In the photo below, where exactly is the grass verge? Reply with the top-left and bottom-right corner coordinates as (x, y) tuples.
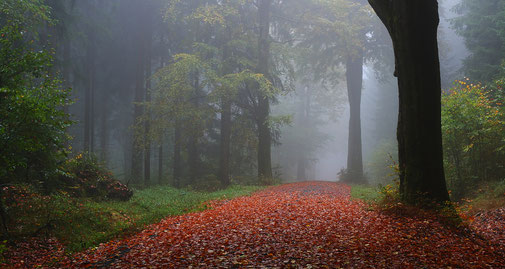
(6, 185), (264, 253)
(350, 184), (380, 203)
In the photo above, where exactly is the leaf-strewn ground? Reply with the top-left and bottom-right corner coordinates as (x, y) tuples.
(5, 182), (505, 268)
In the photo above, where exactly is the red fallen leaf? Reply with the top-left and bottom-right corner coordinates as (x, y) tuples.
(3, 182), (505, 268)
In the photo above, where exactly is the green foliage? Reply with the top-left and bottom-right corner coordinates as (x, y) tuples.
(2, 184), (263, 252)
(0, 0), (71, 190)
(441, 79), (505, 199)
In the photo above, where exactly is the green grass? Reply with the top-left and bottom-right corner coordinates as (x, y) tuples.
(350, 184), (380, 203)
(463, 180), (505, 212)
(24, 185), (264, 252)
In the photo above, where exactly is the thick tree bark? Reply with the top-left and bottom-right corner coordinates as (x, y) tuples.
(345, 50), (365, 183)
(368, 0), (450, 204)
(256, 0), (273, 181)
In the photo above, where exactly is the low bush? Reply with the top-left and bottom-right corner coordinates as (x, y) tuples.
(59, 153), (132, 201)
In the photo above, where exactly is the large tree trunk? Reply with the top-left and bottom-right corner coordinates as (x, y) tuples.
(368, 0), (450, 204)
(256, 0), (273, 181)
(345, 50), (365, 183)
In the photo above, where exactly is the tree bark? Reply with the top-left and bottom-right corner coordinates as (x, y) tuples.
(345, 49), (365, 183)
(256, 0), (273, 181)
(368, 0), (450, 204)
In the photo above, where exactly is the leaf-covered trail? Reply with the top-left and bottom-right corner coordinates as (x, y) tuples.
(61, 182), (502, 268)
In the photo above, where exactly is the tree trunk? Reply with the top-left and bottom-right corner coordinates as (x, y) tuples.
(158, 143), (163, 184)
(131, 39), (145, 184)
(100, 105), (108, 162)
(188, 74), (201, 186)
(368, 0), (450, 204)
(144, 28), (153, 187)
(218, 40), (233, 188)
(219, 100), (232, 187)
(296, 158), (307, 181)
(256, 0), (273, 181)
(345, 50), (365, 183)
(173, 120), (182, 188)
(62, 32), (71, 148)
(84, 27), (95, 154)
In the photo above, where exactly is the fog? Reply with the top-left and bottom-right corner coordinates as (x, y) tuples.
(6, 0), (503, 191)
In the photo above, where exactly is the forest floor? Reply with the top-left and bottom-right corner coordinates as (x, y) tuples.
(4, 181), (505, 268)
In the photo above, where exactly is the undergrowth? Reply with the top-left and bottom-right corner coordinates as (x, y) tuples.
(2, 185), (263, 253)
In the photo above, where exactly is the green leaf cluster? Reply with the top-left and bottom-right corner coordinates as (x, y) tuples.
(442, 79), (505, 198)
(0, 0), (71, 190)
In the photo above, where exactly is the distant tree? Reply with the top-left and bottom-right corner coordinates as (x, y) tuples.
(452, 0), (505, 83)
(368, 0), (450, 204)
(292, 0), (379, 183)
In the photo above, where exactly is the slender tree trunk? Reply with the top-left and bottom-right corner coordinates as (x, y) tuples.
(62, 33), (71, 148)
(219, 101), (232, 187)
(144, 29), (153, 187)
(296, 158), (307, 181)
(345, 50), (365, 183)
(158, 50), (166, 185)
(256, 0), (273, 181)
(100, 105), (108, 162)
(158, 142), (163, 184)
(188, 74), (201, 186)
(131, 16), (146, 183)
(368, 0), (450, 204)
(218, 40), (232, 187)
(173, 120), (182, 188)
(296, 86), (310, 182)
(84, 29), (95, 154)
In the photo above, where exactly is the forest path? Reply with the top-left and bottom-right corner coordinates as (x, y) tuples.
(67, 181), (503, 268)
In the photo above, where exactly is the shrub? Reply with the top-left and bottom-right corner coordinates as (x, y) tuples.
(60, 153), (132, 201)
(441, 79), (505, 199)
